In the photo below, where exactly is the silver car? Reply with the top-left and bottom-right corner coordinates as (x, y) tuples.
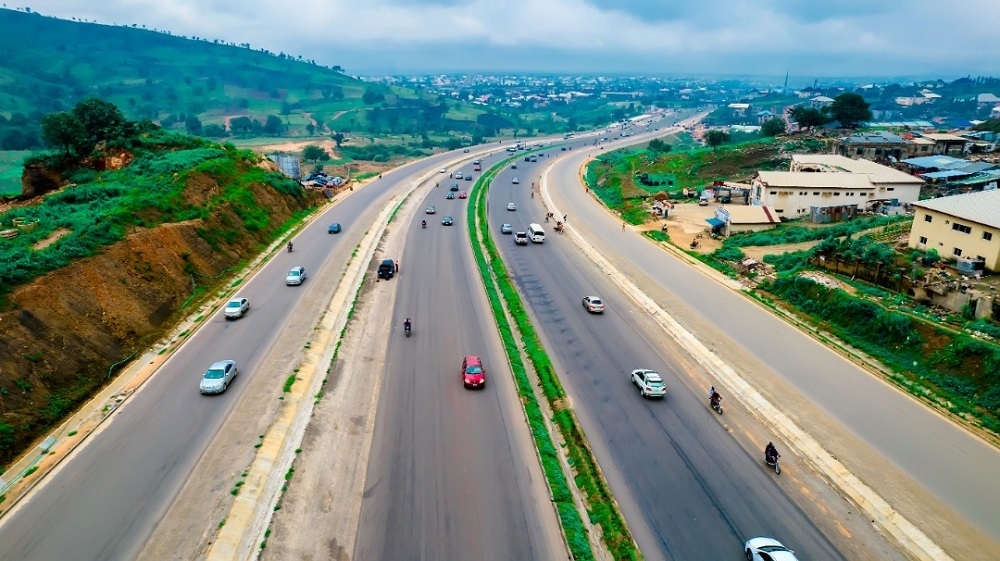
(200, 360), (237, 394)
(286, 266), (306, 286)
(224, 297), (249, 319)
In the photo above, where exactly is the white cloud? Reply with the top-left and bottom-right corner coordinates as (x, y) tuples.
(15, 0), (1000, 75)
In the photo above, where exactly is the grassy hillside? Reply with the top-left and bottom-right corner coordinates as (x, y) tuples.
(0, 8), (502, 147)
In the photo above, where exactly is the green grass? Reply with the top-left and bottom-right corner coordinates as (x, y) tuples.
(0, 150), (29, 196)
(282, 374), (296, 393)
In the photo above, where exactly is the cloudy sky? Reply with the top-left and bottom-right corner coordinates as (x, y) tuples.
(15, 0), (1000, 79)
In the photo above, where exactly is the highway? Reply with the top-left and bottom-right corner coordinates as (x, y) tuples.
(484, 143), (846, 560)
(0, 150), (472, 561)
(538, 135), (1000, 553)
(353, 153), (565, 561)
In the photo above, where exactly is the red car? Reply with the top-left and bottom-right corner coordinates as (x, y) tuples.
(462, 356), (486, 389)
(474, 165), (481, 171)
(459, 191), (468, 199)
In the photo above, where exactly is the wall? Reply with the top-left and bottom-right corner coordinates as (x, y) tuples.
(909, 208), (1000, 271)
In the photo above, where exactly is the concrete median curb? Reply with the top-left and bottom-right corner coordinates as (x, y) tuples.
(539, 167), (954, 561)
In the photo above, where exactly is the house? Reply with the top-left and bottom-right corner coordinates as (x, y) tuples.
(992, 105), (1000, 119)
(756, 109), (775, 124)
(750, 155), (923, 219)
(728, 103), (751, 117)
(910, 190), (1000, 272)
(831, 131), (910, 160)
(918, 133), (970, 156)
(809, 95), (834, 109)
(977, 93), (1000, 109)
(710, 205), (779, 236)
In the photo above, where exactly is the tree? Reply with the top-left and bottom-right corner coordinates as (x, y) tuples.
(647, 138), (671, 153)
(704, 130), (730, 150)
(331, 132), (345, 147)
(229, 116), (253, 134)
(263, 114), (284, 135)
(71, 97), (127, 152)
(202, 123), (227, 137)
(789, 106), (829, 131)
(302, 144), (328, 162)
(829, 93), (872, 128)
(760, 118), (787, 137)
(362, 88), (384, 105)
(184, 115), (202, 135)
(41, 112), (86, 155)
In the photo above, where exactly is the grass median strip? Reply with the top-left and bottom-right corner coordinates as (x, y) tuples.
(467, 163), (639, 560)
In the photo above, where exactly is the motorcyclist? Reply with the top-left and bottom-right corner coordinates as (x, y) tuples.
(404, 318), (412, 332)
(421, 220), (427, 228)
(709, 389), (722, 408)
(435, 182), (439, 188)
(765, 442), (779, 463)
(287, 241), (293, 253)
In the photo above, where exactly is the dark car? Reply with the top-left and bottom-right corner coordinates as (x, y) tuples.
(442, 216), (454, 226)
(465, 175), (473, 181)
(377, 259), (395, 279)
(328, 223), (342, 234)
(450, 183), (460, 191)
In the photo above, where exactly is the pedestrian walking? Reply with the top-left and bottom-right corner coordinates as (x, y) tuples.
(563, 214), (568, 222)
(622, 222), (626, 231)
(395, 261), (399, 273)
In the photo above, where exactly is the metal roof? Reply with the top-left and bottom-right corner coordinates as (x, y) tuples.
(912, 189), (1000, 229)
(791, 154), (924, 185)
(757, 171), (874, 189)
(921, 170), (973, 180)
(902, 155), (967, 169)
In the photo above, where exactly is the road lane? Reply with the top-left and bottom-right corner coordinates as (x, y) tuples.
(354, 154), (565, 561)
(0, 150), (477, 561)
(544, 143), (1000, 547)
(486, 154), (846, 559)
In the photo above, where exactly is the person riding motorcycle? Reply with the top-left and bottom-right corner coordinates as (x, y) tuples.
(421, 220), (427, 229)
(765, 442), (780, 463)
(709, 389), (722, 408)
(403, 318), (412, 333)
(287, 241), (293, 253)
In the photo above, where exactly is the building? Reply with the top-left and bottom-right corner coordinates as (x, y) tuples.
(709, 205), (779, 236)
(268, 154), (301, 179)
(750, 155), (924, 219)
(977, 93), (1000, 109)
(727, 103), (750, 117)
(831, 131), (910, 160)
(809, 95), (834, 109)
(918, 133), (970, 156)
(910, 190), (1000, 271)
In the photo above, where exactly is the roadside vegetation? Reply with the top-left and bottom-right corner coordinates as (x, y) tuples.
(591, 135), (1000, 439)
(468, 164), (638, 560)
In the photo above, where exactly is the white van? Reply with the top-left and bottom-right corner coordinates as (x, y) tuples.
(527, 223), (545, 243)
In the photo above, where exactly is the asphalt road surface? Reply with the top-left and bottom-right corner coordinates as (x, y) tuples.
(544, 142), (1000, 546)
(485, 145), (846, 560)
(0, 150), (470, 561)
(353, 152), (565, 561)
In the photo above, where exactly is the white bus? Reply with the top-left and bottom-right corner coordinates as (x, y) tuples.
(527, 223), (545, 243)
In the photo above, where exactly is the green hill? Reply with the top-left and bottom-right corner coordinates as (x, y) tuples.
(0, 8), (494, 150)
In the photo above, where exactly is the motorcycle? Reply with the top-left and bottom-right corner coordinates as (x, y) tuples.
(287, 242), (293, 253)
(765, 454), (781, 474)
(710, 397), (723, 415)
(404, 320), (412, 337)
(422, 221), (427, 229)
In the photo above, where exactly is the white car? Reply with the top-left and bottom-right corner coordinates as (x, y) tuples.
(631, 369), (666, 398)
(224, 297), (249, 319)
(200, 360), (237, 394)
(745, 537), (799, 561)
(455, 172), (463, 179)
(439, 167), (447, 173)
(582, 296), (605, 313)
(286, 266), (307, 286)
(507, 202), (516, 211)
(512, 177), (520, 184)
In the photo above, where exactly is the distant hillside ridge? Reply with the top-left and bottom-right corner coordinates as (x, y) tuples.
(0, 8), (477, 148)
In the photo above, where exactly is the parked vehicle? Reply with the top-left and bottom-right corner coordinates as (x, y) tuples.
(377, 259), (395, 279)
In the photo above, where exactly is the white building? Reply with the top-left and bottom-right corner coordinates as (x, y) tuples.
(750, 155), (924, 220)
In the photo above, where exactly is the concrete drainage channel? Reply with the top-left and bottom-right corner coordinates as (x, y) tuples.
(537, 165), (954, 561)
